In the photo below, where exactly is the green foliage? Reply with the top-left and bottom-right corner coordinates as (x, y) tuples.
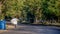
(0, 0), (60, 24)
(3, 0), (25, 17)
(41, 0), (60, 20)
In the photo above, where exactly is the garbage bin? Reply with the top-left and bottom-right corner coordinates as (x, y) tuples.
(0, 20), (6, 30)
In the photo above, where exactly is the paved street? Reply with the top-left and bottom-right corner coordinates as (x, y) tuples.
(0, 24), (60, 34)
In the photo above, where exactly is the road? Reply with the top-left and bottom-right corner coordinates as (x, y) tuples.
(0, 24), (60, 34)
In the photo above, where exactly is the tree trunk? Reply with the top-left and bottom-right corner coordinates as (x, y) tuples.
(58, 17), (60, 23)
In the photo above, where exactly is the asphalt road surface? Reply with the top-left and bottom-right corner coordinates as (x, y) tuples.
(0, 24), (60, 34)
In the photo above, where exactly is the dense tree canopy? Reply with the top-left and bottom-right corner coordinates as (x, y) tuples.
(0, 0), (60, 24)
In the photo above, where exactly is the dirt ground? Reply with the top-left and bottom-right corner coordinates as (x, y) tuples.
(0, 25), (14, 33)
(6, 25), (15, 30)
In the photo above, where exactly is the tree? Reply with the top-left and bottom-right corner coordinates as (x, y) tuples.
(0, 0), (5, 20)
(22, 0), (42, 23)
(41, 0), (60, 23)
(1, 0), (60, 24)
(3, 0), (25, 18)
